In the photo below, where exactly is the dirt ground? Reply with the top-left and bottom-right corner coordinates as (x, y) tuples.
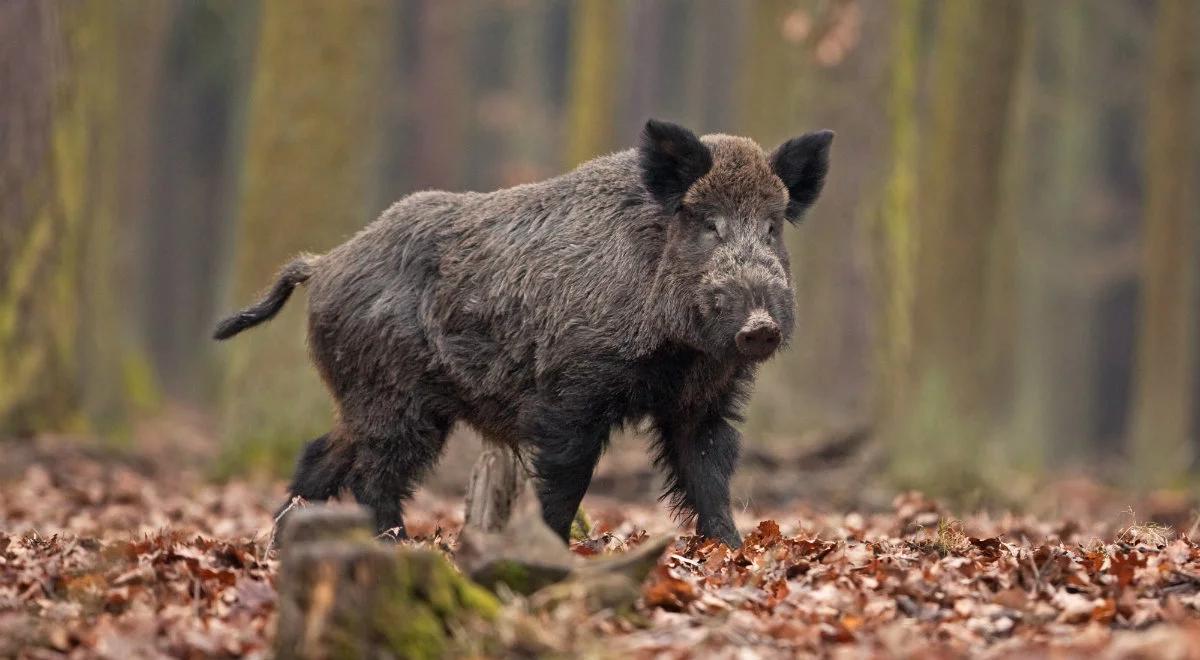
(3, 432), (1200, 659)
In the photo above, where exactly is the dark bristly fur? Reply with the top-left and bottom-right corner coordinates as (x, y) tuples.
(214, 120), (833, 548)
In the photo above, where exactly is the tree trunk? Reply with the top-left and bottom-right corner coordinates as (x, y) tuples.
(735, 0), (808, 443)
(874, 0), (921, 438)
(737, 0), (799, 147)
(1010, 1), (1104, 468)
(0, 1), (76, 435)
(77, 2), (173, 434)
(144, 1), (254, 400)
(565, 0), (621, 167)
(503, 0), (555, 185)
(411, 0), (469, 190)
(684, 0), (743, 134)
(744, 1), (890, 443)
(889, 0), (1026, 494)
(1129, 0), (1199, 488)
(621, 0), (666, 139)
(220, 0), (394, 472)
(0, 1), (169, 437)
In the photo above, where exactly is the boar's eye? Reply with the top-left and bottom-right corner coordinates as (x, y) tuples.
(701, 216), (723, 241)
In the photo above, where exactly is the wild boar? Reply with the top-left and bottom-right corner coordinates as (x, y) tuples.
(215, 119), (832, 548)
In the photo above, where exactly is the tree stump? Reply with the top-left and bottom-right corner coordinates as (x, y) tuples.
(463, 444), (530, 532)
(275, 506), (499, 660)
(457, 477), (576, 594)
(458, 470), (675, 608)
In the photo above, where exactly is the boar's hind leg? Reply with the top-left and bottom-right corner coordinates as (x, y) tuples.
(654, 416), (742, 548)
(285, 432), (355, 504)
(343, 396), (455, 539)
(274, 432), (356, 542)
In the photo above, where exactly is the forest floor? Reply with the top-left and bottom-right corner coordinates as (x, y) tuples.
(3, 433), (1200, 658)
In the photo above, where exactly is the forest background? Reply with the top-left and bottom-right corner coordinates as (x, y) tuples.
(2, 0), (1198, 510)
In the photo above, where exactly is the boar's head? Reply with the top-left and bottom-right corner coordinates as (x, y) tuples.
(639, 119), (832, 362)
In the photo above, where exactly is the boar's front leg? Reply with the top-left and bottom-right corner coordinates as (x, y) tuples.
(655, 415), (742, 548)
(527, 407), (607, 541)
(525, 365), (626, 541)
(523, 388), (604, 542)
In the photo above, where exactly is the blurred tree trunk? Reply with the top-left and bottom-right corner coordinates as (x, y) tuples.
(684, 0), (742, 134)
(889, 0), (1025, 495)
(0, 1), (169, 437)
(622, 0), (666, 139)
(412, 0), (469, 190)
(736, 0), (808, 445)
(789, 1), (888, 440)
(505, 1), (555, 184)
(463, 2), (508, 190)
(145, 1), (255, 401)
(743, 1), (888, 446)
(1076, 2), (1153, 452)
(84, 4), (174, 433)
(221, 0), (394, 472)
(621, 0), (693, 137)
(0, 2), (73, 434)
(565, 0), (621, 166)
(738, 0), (799, 148)
(874, 0), (921, 441)
(1010, 1), (1106, 468)
(1129, 0), (1199, 487)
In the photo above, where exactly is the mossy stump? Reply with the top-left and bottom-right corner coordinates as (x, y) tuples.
(275, 506), (499, 659)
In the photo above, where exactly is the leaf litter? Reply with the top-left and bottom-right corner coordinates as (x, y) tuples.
(3, 442), (1200, 658)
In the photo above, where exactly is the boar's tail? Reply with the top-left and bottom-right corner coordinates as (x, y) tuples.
(212, 255), (316, 340)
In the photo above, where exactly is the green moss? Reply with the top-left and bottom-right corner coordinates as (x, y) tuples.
(416, 555), (459, 616)
(454, 578), (502, 621)
(374, 599), (446, 660)
(485, 560), (532, 595)
(378, 550), (500, 658)
(570, 508), (592, 541)
(284, 547), (502, 659)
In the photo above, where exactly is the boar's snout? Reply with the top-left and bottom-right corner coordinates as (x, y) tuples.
(735, 311), (781, 361)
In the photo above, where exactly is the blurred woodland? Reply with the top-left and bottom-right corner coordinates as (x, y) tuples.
(1, 0), (1198, 503)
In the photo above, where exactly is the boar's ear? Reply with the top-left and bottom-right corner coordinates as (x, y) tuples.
(769, 130), (834, 222)
(639, 119), (713, 214)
